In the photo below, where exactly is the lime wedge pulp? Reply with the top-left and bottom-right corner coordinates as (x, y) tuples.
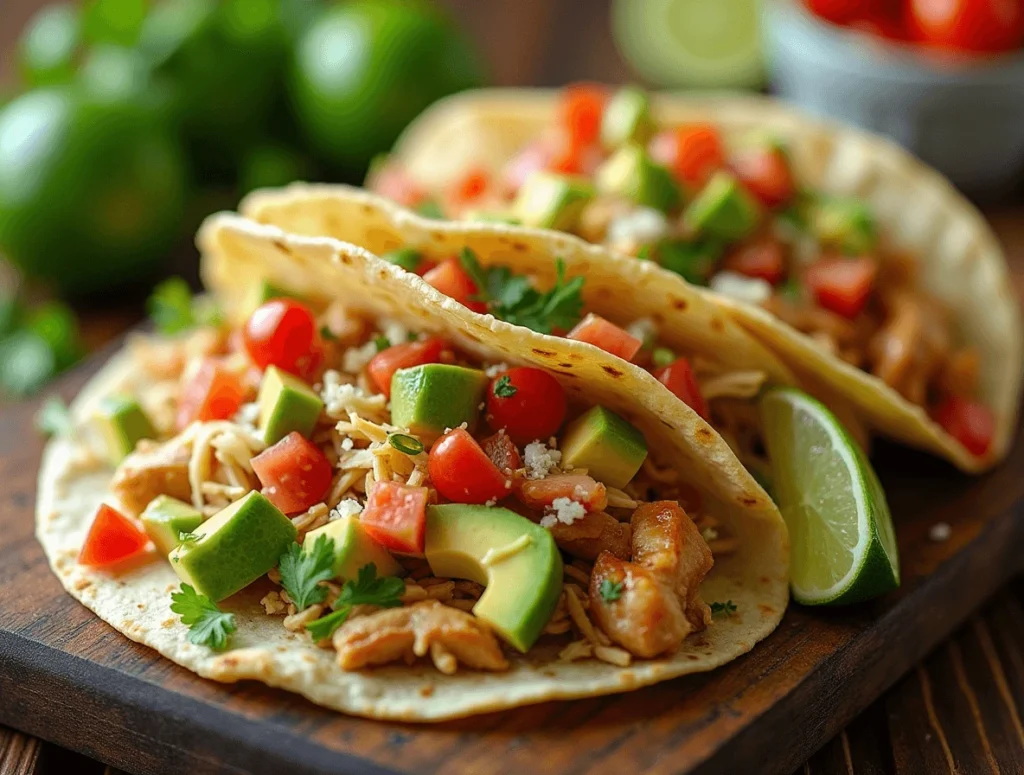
(760, 387), (899, 606)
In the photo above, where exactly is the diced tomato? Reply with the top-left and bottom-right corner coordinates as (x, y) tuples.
(557, 83), (607, 150)
(908, 0), (1024, 54)
(371, 163), (426, 208)
(649, 125), (725, 189)
(360, 481), (429, 554)
(422, 258), (488, 314)
(449, 167), (491, 207)
(567, 314), (643, 362)
(486, 367), (568, 445)
(732, 147), (796, 209)
(481, 431), (523, 474)
(547, 132), (604, 177)
(367, 336), (450, 397)
(932, 397), (995, 457)
(652, 357), (709, 420)
(517, 474), (607, 513)
(78, 504), (151, 568)
(252, 432), (332, 515)
(502, 141), (551, 195)
(243, 299), (324, 380)
(805, 256), (877, 319)
(723, 239), (786, 285)
(428, 428), (510, 504)
(176, 358), (248, 430)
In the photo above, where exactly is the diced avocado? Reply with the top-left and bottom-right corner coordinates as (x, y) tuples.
(382, 247), (425, 272)
(425, 504), (562, 652)
(169, 491), (297, 602)
(512, 171), (593, 231)
(140, 495), (203, 556)
(601, 86), (653, 149)
(595, 145), (680, 213)
(560, 406), (648, 489)
(305, 516), (404, 582)
(257, 366), (323, 445)
(94, 395), (156, 465)
(644, 239), (722, 286)
(811, 197), (877, 254)
(390, 364), (488, 443)
(684, 171), (761, 240)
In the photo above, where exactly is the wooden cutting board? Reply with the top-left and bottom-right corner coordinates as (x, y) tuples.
(0, 342), (1022, 775)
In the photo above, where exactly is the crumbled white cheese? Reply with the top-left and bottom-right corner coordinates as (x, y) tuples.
(607, 207), (668, 247)
(329, 499), (363, 521)
(341, 340), (379, 373)
(701, 526), (719, 543)
(626, 317), (657, 347)
(340, 437), (354, 451)
(540, 497), (586, 528)
(709, 271), (773, 305)
(320, 371), (386, 416)
(382, 319), (410, 347)
(524, 441), (562, 479)
(929, 522), (951, 542)
(485, 363), (509, 378)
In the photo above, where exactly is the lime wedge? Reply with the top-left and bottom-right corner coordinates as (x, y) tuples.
(761, 387), (899, 606)
(611, 0), (764, 89)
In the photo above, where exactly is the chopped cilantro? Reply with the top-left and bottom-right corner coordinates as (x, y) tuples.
(599, 579), (624, 603)
(652, 240), (720, 286)
(373, 334), (391, 352)
(306, 563), (405, 642)
(278, 535), (337, 611)
(147, 277), (221, 335)
(169, 584), (236, 650)
(35, 396), (71, 437)
(319, 325), (338, 342)
(710, 600), (737, 616)
(416, 200), (444, 220)
(382, 247), (424, 272)
(777, 277), (803, 303)
(492, 375), (517, 398)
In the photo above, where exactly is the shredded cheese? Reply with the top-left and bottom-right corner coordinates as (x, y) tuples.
(341, 341), (379, 374)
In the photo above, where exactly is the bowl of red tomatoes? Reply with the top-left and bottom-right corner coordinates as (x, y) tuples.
(765, 0), (1024, 196)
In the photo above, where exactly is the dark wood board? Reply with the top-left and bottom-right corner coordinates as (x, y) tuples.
(0, 344), (1022, 775)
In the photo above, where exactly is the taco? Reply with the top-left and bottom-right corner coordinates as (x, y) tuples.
(37, 213), (788, 722)
(364, 86), (1023, 472)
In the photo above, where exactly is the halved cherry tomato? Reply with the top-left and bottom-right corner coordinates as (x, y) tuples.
(481, 431), (523, 474)
(428, 428), (510, 504)
(805, 256), (877, 319)
(176, 358), (248, 430)
(558, 83), (607, 150)
(360, 481), (429, 554)
(649, 125), (725, 189)
(567, 314), (643, 362)
(723, 239), (786, 285)
(449, 167), (491, 207)
(932, 397), (995, 457)
(802, 0), (867, 24)
(422, 258), (488, 314)
(486, 367), (568, 445)
(243, 299), (324, 380)
(908, 0), (1024, 53)
(371, 163), (426, 208)
(517, 474), (607, 512)
(78, 504), (151, 568)
(732, 147), (796, 208)
(653, 357), (709, 420)
(367, 336), (450, 397)
(251, 432), (332, 514)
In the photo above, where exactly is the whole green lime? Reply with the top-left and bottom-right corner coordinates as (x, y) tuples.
(0, 88), (189, 296)
(290, 0), (484, 174)
(17, 4), (83, 87)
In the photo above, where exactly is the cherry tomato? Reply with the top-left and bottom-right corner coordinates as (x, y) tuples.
(176, 357), (248, 430)
(517, 474), (607, 512)
(422, 258), (488, 314)
(251, 432), (332, 515)
(805, 256), (877, 319)
(428, 428), (510, 504)
(243, 299), (323, 380)
(932, 397), (995, 457)
(485, 367), (568, 445)
(360, 481), (429, 554)
(481, 431), (523, 474)
(78, 504), (151, 568)
(732, 147), (796, 208)
(908, 0), (1024, 53)
(557, 83), (607, 150)
(367, 336), (450, 397)
(649, 125), (725, 189)
(802, 0), (869, 24)
(567, 314), (643, 362)
(371, 163), (426, 208)
(653, 357), (709, 420)
(449, 167), (491, 207)
(723, 239), (786, 285)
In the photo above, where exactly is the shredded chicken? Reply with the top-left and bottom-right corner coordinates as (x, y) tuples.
(110, 437), (191, 515)
(549, 511), (631, 562)
(869, 292), (950, 405)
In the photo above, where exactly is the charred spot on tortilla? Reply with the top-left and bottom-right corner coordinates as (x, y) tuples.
(670, 297), (688, 311)
(660, 419), (674, 428)
(532, 348), (556, 357)
(695, 427), (714, 443)
(739, 495), (760, 506)
(710, 318), (725, 333)
(340, 254), (353, 264)
(272, 239), (293, 257)
(512, 241), (528, 252)
(652, 313), (665, 324)
(559, 363), (573, 369)
(554, 370), (579, 379)
(602, 365), (624, 378)
(758, 604), (776, 616)
(686, 654), (701, 661)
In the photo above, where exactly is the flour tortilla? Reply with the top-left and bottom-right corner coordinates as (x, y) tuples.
(363, 88), (1023, 472)
(36, 215), (788, 722)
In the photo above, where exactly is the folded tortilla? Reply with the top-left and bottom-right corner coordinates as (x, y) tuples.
(37, 214), (788, 722)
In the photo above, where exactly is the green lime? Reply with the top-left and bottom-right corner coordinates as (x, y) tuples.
(239, 143), (312, 193)
(761, 387), (899, 606)
(612, 0), (764, 89)
(17, 4), (83, 87)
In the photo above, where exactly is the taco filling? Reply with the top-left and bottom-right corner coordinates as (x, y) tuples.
(371, 84), (994, 458)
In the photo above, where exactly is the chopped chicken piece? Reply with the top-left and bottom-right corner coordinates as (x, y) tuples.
(549, 511), (631, 562)
(110, 437), (191, 515)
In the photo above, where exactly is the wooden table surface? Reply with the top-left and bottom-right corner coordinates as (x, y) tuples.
(2, 1), (1024, 773)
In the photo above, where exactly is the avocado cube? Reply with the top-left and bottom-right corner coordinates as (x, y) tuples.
(94, 395), (156, 465)
(811, 197), (877, 254)
(140, 495), (203, 556)
(560, 406), (648, 489)
(601, 86), (653, 149)
(512, 171), (593, 230)
(169, 491), (297, 602)
(595, 145), (681, 213)
(684, 171), (761, 240)
(425, 504), (562, 652)
(390, 364), (488, 443)
(258, 366), (323, 445)
(305, 516), (404, 582)
(243, 279), (297, 314)
(649, 239), (723, 286)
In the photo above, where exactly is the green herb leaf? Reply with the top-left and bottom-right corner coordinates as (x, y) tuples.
(599, 579), (624, 603)
(651, 347), (676, 369)
(319, 325), (337, 342)
(495, 259), (584, 334)
(388, 433), (424, 456)
(306, 563), (405, 642)
(710, 600), (737, 616)
(278, 536), (337, 610)
(169, 584), (236, 650)
(492, 375), (517, 398)
(383, 247), (424, 272)
(148, 277), (222, 335)
(305, 608), (351, 643)
(416, 200), (444, 220)
(35, 396), (72, 437)
(373, 334), (391, 352)
(178, 531), (199, 543)
(457, 248), (490, 300)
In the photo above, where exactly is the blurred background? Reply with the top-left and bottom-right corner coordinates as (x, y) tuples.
(0, 0), (1022, 400)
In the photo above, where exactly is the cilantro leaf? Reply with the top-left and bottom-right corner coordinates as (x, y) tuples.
(319, 325), (338, 342)
(147, 277), (222, 335)
(496, 259), (584, 334)
(710, 600), (737, 616)
(279, 536), (336, 610)
(599, 579), (624, 602)
(35, 396), (71, 437)
(306, 562), (405, 642)
(306, 608), (352, 642)
(170, 584), (236, 650)
(492, 375), (517, 398)
(373, 334), (391, 352)
(457, 248), (490, 300)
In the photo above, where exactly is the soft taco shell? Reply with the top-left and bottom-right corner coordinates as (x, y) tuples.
(36, 215), (788, 722)
(369, 88), (1022, 472)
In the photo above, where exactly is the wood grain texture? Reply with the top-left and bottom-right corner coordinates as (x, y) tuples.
(0, 727), (41, 775)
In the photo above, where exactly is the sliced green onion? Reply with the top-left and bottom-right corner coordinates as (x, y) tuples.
(388, 433), (424, 456)
(651, 347), (676, 369)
